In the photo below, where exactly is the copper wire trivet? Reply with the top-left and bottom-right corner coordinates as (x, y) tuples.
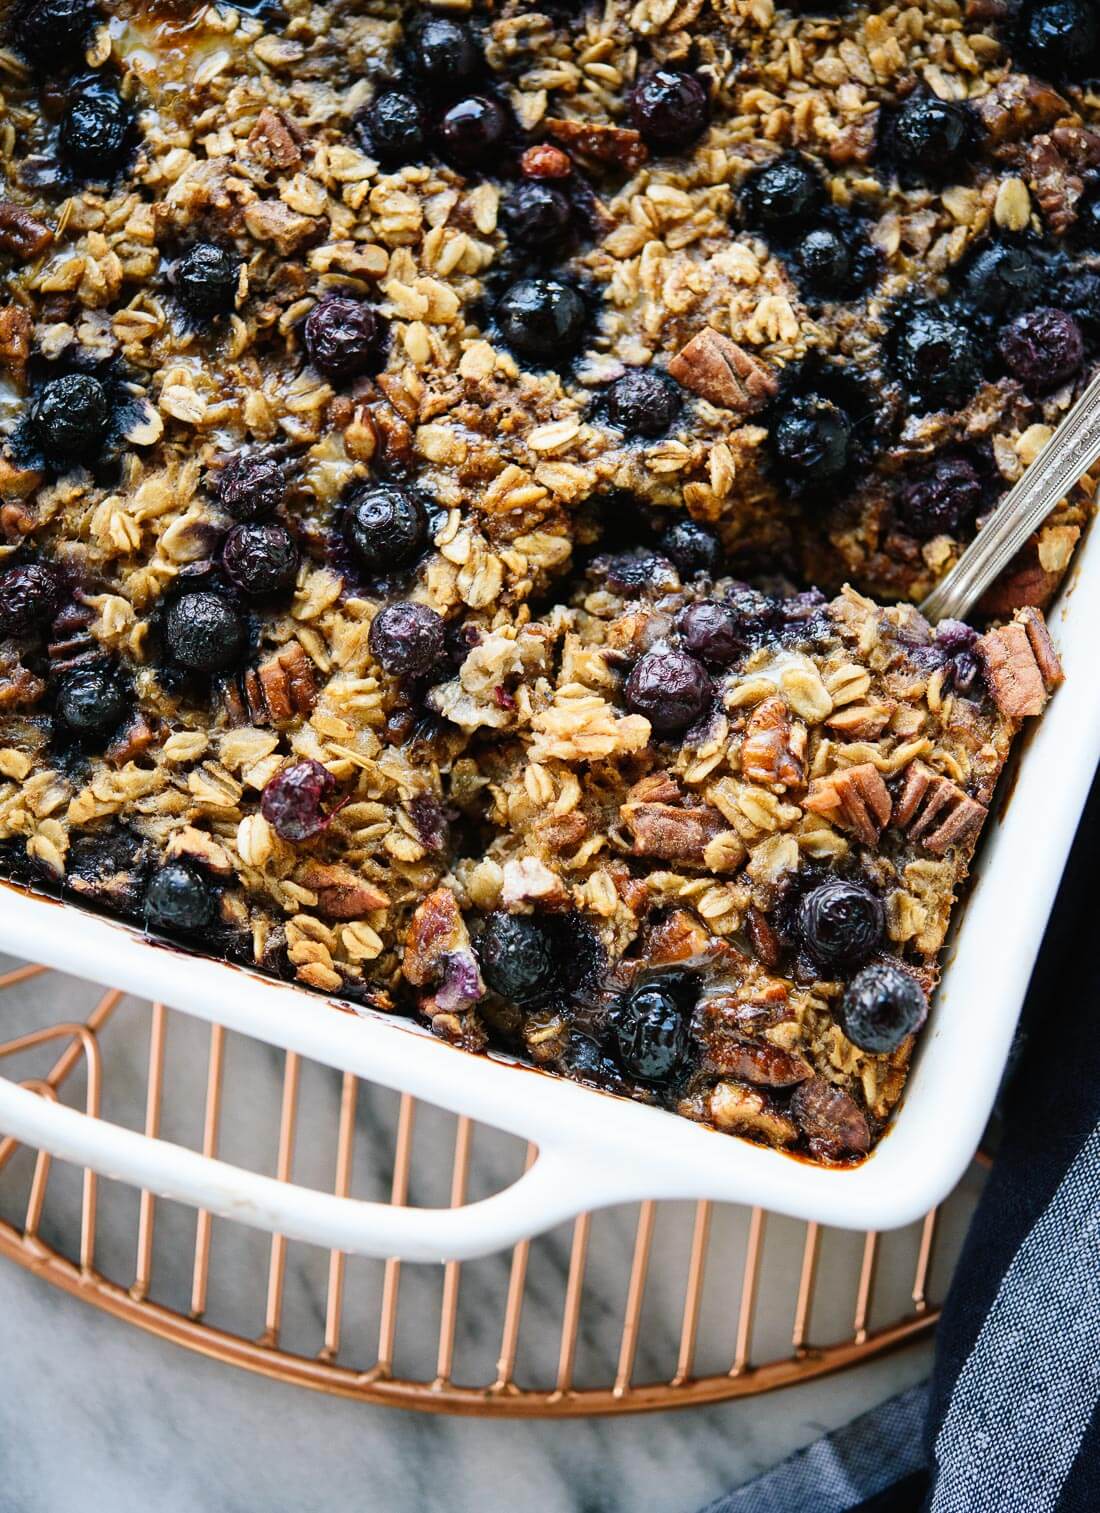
(0, 963), (981, 1416)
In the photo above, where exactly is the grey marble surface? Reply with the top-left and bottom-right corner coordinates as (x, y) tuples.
(0, 962), (952, 1513)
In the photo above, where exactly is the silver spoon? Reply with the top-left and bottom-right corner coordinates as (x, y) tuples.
(920, 366), (1100, 624)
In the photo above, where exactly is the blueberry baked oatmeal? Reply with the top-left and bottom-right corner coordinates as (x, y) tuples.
(0, 0), (1087, 1161)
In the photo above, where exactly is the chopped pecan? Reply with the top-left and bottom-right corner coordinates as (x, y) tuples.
(247, 107), (302, 171)
(710, 1041), (813, 1087)
(709, 1082), (798, 1145)
(746, 904), (783, 968)
(403, 886), (469, 988)
(740, 695), (805, 790)
(972, 74), (1069, 149)
(977, 608), (1062, 717)
(1024, 131), (1100, 235)
(237, 641), (317, 725)
(804, 762), (892, 847)
(668, 328), (779, 415)
(544, 117), (648, 173)
(0, 202), (53, 261)
(106, 711), (163, 767)
(791, 1077), (871, 1155)
(243, 197), (323, 255)
(298, 861), (389, 919)
(622, 771), (730, 863)
(646, 909), (714, 966)
(893, 761), (988, 856)
(501, 856), (569, 908)
(166, 825), (234, 875)
(966, 0), (1015, 20)
(0, 305), (32, 383)
(0, 655), (44, 709)
(536, 810), (589, 853)
(824, 115), (877, 167)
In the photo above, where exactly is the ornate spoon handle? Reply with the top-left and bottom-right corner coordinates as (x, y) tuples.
(920, 367), (1100, 624)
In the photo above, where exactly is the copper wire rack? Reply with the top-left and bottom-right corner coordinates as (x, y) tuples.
(0, 959), (983, 1416)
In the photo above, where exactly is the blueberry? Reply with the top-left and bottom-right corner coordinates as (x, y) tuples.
(437, 95), (510, 169)
(630, 68), (710, 152)
(173, 243), (239, 318)
(344, 483), (428, 572)
(477, 912), (558, 1003)
(1053, 267), (1100, 335)
(496, 278), (587, 361)
(624, 648), (711, 732)
(962, 241), (1043, 316)
(613, 982), (691, 1083)
(55, 665), (129, 734)
(0, 562), (61, 636)
(798, 881), (885, 970)
(1020, 0), (1100, 81)
(302, 295), (386, 383)
(898, 454), (983, 538)
(892, 308), (983, 412)
(838, 962), (927, 1053)
(163, 591), (245, 672)
(795, 227), (853, 296)
(60, 81), (133, 178)
(145, 862), (215, 934)
(502, 182), (574, 254)
(741, 153), (826, 235)
(887, 95), (972, 180)
(214, 451), (286, 521)
(677, 600), (745, 666)
(11, 0), (94, 69)
(261, 759), (337, 841)
(658, 519), (721, 578)
(605, 369), (681, 438)
(221, 522), (299, 595)
(408, 15), (481, 87)
(359, 90), (425, 166)
(369, 601), (447, 677)
(30, 373), (111, 463)
(998, 306), (1084, 395)
(772, 394), (851, 482)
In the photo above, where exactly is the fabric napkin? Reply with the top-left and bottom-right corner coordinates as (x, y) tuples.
(700, 766), (1100, 1513)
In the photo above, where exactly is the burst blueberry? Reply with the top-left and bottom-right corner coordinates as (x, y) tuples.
(145, 862), (215, 934)
(658, 519), (721, 578)
(624, 649), (711, 733)
(892, 308), (983, 412)
(630, 68), (710, 152)
(613, 981), (691, 1083)
(962, 241), (1043, 316)
(303, 295), (386, 383)
(798, 881), (885, 971)
(261, 759), (338, 841)
(359, 90), (425, 166)
(887, 95), (971, 180)
(221, 522), (298, 595)
(497, 279), (586, 361)
(605, 369), (681, 438)
(437, 95), (510, 170)
(214, 451), (286, 521)
(173, 243), (240, 318)
(1020, 0), (1100, 81)
(30, 373), (111, 464)
(795, 228), (853, 297)
(772, 395), (851, 483)
(163, 591), (245, 673)
(55, 665), (129, 734)
(477, 912), (558, 1003)
(344, 483), (428, 573)
(997, 307), (1084, 395)
(60, 81), (133, 178)
(11, 0), (94, 69)
(839, 962), (927, 1053)
(898, 455), (983, 539)
(369, 601), (447, 677)
(741, 153), (826, 234)
(502, 182), (574, 254)
(677, 601), (744, 666)
(0, 562), (60, 636)
(408, 15), (481, 86)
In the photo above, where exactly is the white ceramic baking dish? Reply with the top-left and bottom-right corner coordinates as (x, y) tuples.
(0, 538), (1095, 1263)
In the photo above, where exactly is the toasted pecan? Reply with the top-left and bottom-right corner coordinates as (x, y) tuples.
(977, 609), (1062, 717)
(893, 761), (988, 856)
(804, 762), (892, 847)
(740, 696), (805, 790)
(668, 328), (779, 415)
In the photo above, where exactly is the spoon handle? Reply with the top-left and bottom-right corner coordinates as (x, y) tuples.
(920, 367), (1100, 624)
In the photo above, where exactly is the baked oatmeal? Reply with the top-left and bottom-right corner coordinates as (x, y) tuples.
(0, 0), (1087, 1159)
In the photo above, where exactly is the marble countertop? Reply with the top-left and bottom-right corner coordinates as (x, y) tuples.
(0, 962), (941, 1513)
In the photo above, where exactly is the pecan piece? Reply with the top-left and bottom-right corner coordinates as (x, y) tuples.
(893, 761), (988, 856)
(298, 861), (389, 920)
(711, 1041), (813, 1087)
(0, 657), (44, 709)
(804, 762), (892, 847)
(646, 909), (714, 967)
(106, 711), (163, 767)
(622, 771), (731, 864)
(520, 143), (571, 179)
(791, 1077), (871, 1155)
(740, 695), (805, 790)
(668, 329), (779, 416)
(544, 117), (648, 174)
(0, 202), (53, 261)
(0, 305), (32, 383)
(972, 74), (1069, 149)
(237, 641), (317, 725)
(1026, 133), (1090, 236)
(977, 609), (1062, 717)
(247, 107), (302, 171)
(709, 1081), (798, 1146)
(166, 825), (234, 875)
(403, 886), (469, 988)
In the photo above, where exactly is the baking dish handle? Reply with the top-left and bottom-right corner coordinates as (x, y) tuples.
(0, 1074), (601, 1262)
